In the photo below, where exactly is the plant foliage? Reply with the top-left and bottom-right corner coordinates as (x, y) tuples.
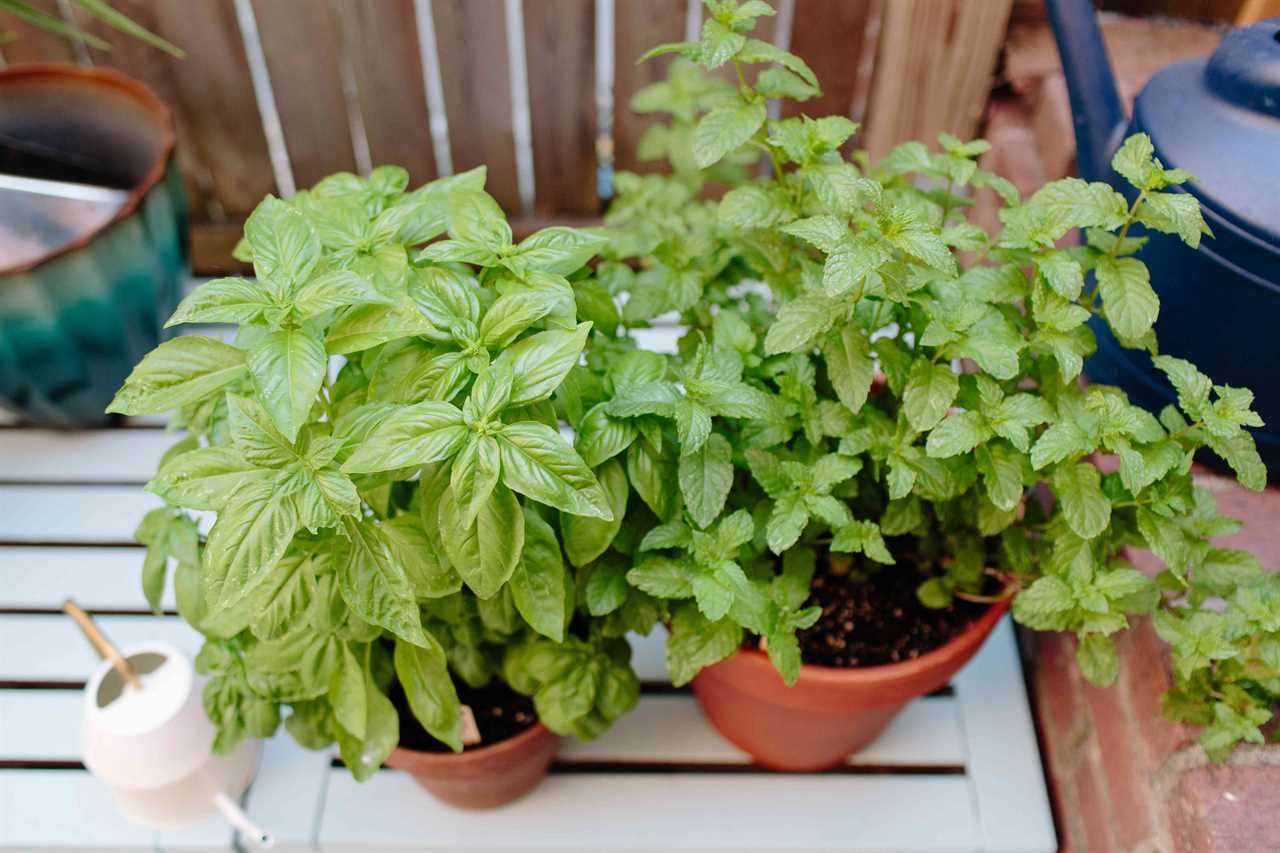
(601, 0), (1273, 762)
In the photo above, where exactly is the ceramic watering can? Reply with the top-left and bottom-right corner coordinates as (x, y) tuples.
(1046, 0), (1280, 477)
(80, 641), (271, 847)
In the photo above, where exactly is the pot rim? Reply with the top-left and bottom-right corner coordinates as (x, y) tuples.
(733, 597), (1010, 688)
(0, 63), (177, 277)
(388, 719), (555, 769)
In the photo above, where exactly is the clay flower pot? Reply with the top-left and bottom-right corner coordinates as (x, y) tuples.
(691, 600), (1010, 771)
(384, 722), (560, 809)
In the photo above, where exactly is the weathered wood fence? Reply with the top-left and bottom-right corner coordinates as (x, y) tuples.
(0, 0), (1015, 272)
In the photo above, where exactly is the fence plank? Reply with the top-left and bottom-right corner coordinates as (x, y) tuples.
(68, 0), (277, 222)
(523, 0), (598, 215)
(782, 0), (878, 127)
(0, 0), (79, 63)
(863, 0), (1012, 161)
(432, 0), (521, 212)
(250, 0), (357, 188)
(334, 0), (437, 185)
(613, 0), (687, 175)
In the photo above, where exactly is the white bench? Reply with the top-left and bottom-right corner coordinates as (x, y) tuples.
(0, 419), (1056, 852)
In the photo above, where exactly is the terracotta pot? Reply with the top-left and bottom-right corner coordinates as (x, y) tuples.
(692, 600), (1010, 771)
(384, 722), (560, 809)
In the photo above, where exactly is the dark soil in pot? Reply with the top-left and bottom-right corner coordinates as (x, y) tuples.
(391, 679), (538, 752)
(697, 554), (1007, 772)
(384, 678), (560, 809)
(792, 559), (986, 668)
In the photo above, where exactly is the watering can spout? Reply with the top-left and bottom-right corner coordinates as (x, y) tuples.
(1045, 0), (1128, 182)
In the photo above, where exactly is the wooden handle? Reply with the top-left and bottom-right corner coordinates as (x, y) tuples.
(63, 599), (142, 690)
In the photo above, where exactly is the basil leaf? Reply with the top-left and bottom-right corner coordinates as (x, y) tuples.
(337, 518), (431, 648)
(245, 196), (322, 286)
(450, 434), (502, 528)
(561, 458), (628, 567)
(292, 270), (385, 319)
(166, 277), (278, 327)
(394, 637), (462, 751)
(226, 394), (297, 467)
(511, 508), (569, 641)
(492, 322), (592, 407)
(575, 402), (638, 468)
(146, 446), (266, 511)
(437, 482), (525, 599)
(204, 474), (301, 613)
(107, 336), (247, 416)
(498, 421), (612, 519)
(342, 401), (467, 473)
(247, 325), (327, 442)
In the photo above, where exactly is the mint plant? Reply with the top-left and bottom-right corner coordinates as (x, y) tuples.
(110, 166), (639, 777)
(604, 0), (1274, 761)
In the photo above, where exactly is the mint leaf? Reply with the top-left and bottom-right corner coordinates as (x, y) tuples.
(679, 433), (734, 529)
(1097, 256), (1159, 342)
(903, 361), (958, 432)
(1053, 462), (1112, 539)
(694, 98), (766, 169)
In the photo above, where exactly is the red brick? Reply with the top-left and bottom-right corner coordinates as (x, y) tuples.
(1034, 631), (1086, 750)
(1071, 754), (1121, 853)
(1120, 615), (1197, 763)
(1170, 762), (1280, 853)
(1082, 676), (1159, 850)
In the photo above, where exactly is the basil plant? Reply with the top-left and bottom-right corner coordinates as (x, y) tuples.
(600, 0), (1274, 761)
(110, 167), (641, 779)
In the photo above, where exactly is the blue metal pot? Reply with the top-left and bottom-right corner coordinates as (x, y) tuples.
(1046, 2), (1280, 478)
(0, 65), (187, 427)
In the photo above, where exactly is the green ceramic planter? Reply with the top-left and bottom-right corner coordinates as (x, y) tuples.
(0, 64), (187, 426)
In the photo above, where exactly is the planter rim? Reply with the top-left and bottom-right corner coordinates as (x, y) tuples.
(0, 63), (176, 277)
(733, 597), (1010, 689)
(388, 720), (553, 769)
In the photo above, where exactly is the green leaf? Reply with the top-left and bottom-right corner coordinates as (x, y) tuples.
(1076, 633), (1118, 687)
(575, 403), (638, 468)
(437, 483), (525, 599)
(719, 184), (792, 229)
(247, 325), (327, 443)
(337, 518), (431, 647)
(1096, 256), (1159, 342)
(693, 98), (766, 169)
(335, 659), (399, 781)
(394, 638), (462, 751)
(767, 493), (809, 554)
(561, 458), (628, 568)
(330, 644), (367, 739)
(499, 421), (612, 519)
(512, 508), (569, 641)
(823, 233), (891, 296)
(822, 326), (875, 414)
(325, 301), (438, 355)
(107, 337), (247, 416)
(146, 446), (265, 511)
(781, 215), (847, 252)
(903, 361), (958, 432)
(1035, 253), (1084, 301)
(763, 294), (834, 355)
(1111, 133), (1159, 189)
(666, 604), (743, 687)
(628, 439), (678, 521)
(342, 401), (467, 473)
(450, 434), (502, 528)
(508, 227), (605, 276)
(925, 411), (989, 458)
(492, 322), (592, 407)
(678, 433), (733, 530)
(831, 519), (893, 564)
(586, 559), (630, 616)
(226, 394), (297, 468)
(1053, 462), (1112, 539)
(292, 270), (385, 319)
(627, 557), (695, 599)
(166, 278), (277, 327)
(447, 191), (512, 252)
(204, 474), (300, 613)
(245, 196), (322, 286)
(1136, 191), (1205, 249)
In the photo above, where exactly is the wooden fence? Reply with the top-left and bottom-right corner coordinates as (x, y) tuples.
(0, 0), (1015, 273)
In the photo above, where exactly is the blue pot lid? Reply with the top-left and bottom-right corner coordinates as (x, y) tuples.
(1131, 19), (1280, 250)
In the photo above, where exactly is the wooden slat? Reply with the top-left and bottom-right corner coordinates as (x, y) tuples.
(782, 0), (879, 127)
(0, 0), (80, 63)
(523, 0), (598, 215)
(0, 689), (961, 768)
(0, 614), (202, 681)
(70, 0), (277, 221)
(333, 0), (438, 185)
(243, 733), (331, 849)
(0, 770), (232, 850)
(0, 546), (166, 611)
(953, 618), (1058, 853)
(250, 0), (358, 188)
(432, 0), (522, 212)
(612, 0), (687, 175)
(319, 771), (978, 851)
(862, 0), (1013, 161)
(0, 429), (175, 482)
(0, 485), (172, 543)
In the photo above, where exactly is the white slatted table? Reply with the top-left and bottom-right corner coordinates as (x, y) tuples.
(0, 424), (1057, 852)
